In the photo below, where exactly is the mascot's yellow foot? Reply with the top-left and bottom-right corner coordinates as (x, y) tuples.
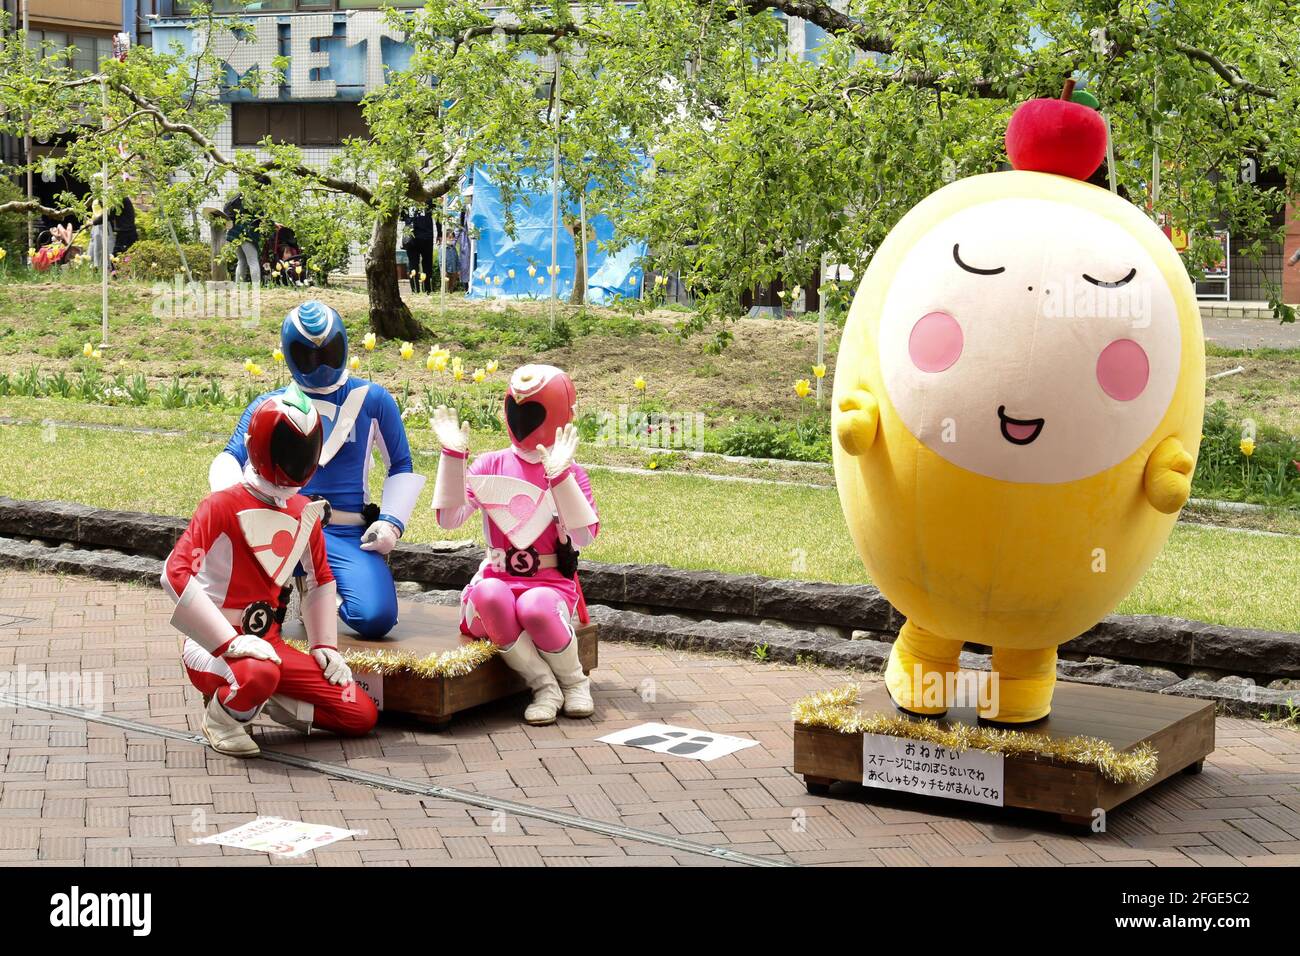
(980, 646), (1057, 724)
(885, 622), (963, 717)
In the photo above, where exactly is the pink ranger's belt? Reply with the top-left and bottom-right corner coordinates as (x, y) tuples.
(486, 546), (558, 577)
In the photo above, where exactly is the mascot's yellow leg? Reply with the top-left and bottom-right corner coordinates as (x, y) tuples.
(981, 646), (1057, 724)
(885, 621), (963, 716)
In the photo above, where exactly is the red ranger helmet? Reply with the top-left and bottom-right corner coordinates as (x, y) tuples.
(505, 364), (576, 452)
(246, 384), (323, 489)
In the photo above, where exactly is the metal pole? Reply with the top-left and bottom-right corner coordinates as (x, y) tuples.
(22, 0), (32, 254)
(548, 50), (561, 328)
(100, 73), (109, 347)
(816, 253), (826, 403)
(439, 195), (448, 317)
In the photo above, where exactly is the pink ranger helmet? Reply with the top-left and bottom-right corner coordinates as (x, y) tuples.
(505, 364), (576, 452)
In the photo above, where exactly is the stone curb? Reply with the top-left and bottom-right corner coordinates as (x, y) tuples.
(1, 535), (1294, 717)
(1, 496), (1297, 689)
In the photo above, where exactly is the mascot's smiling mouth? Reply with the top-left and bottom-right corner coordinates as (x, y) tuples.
(997, 405), (1045, 445)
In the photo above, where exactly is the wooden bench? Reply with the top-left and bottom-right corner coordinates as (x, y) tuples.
(794, 681), (1214, 828)
(282, 600), (598, 730)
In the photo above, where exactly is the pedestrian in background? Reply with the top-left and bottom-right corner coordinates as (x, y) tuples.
(402, 202), (435, 294)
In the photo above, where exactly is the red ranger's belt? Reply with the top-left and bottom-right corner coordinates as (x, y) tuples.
(220, 601), (286, 637)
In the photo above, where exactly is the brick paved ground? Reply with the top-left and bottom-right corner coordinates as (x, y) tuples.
(2, 570), (1299, 867)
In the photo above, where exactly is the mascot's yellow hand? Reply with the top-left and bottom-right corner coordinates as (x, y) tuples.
(1144, 436), (1194, 514)
(836, 388), (879, 457)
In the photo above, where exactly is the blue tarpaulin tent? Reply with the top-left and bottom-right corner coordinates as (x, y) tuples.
(466, 165), (645, 305)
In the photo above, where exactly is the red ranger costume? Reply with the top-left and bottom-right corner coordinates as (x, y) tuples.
(432, 364), (599, 725)
(163, 385), (378, 757)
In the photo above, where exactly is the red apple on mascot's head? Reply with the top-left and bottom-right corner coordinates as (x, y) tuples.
(1005, 79), (1108, 181)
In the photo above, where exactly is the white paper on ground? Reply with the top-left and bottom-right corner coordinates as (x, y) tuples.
(861, 733), (1005, 807)
(194, 816), (365, 857)
(598, 722), (760, 761)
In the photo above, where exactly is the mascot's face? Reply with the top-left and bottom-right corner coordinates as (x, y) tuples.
(833, 170), (1205, 649)
(876, 194), (1183, 485)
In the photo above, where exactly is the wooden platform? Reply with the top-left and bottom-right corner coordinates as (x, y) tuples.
(283, 600), (598, 730)
(793, 682), (1215, 827)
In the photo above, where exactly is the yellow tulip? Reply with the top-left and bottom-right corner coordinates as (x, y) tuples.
(485, 359), (499, 374)
(433, 354), (449, 372)
(1240, 438), (1256, 457)
(473, 368), (486, 383)
(794, 379), (811, 398)
(507, 269), (515, 279)
(272, 348), (284, 363)
(400, 342), (414, 361)
(527, 264), (537, 277)
(537, 276), (545, 286)
(91, 349), (102, 361)
(349, 356), (360, 371)
(0, 248), (6, 260)
(363, 332), (377, 352)
(454, 368), (464, 382)
(812, 364), (826, 379)
(634, 377), (647, 391)
(83, 342), (94, 357)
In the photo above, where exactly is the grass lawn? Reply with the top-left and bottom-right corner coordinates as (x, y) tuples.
(1206, 344), (1300, 436)
(0, 279), (836, 428)
(5, 279), (1300, 442)
(0, 419), (1295, 633)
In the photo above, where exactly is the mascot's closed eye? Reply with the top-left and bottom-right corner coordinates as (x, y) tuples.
(952, 243), (1006, 275)
(1083, 266), (1137, 288)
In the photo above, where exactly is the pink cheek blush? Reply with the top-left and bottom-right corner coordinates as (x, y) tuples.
(1096, 338), (1150, 401)
(908, 311), (963, 373)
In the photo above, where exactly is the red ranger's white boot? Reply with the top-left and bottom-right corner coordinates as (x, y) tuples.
(202, 695), (261, 757)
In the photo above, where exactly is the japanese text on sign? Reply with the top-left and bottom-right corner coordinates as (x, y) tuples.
(861, 733), (1004, 807)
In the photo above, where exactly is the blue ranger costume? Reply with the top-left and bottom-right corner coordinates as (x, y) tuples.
(209, 301), (426, 638)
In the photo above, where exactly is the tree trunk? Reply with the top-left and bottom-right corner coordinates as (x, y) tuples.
(566, 216), (587, 306)
(365, 209), (424, 340)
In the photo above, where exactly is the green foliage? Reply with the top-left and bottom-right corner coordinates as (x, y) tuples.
(1192, 400), (1300, 506)
(0, 177), (28, 264)
(705, 415), (831, 463)
(135, 207), (198, 245)
(118, 239), (212, 282)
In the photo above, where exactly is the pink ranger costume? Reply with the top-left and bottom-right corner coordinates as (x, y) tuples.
(431, 364), (599, 725)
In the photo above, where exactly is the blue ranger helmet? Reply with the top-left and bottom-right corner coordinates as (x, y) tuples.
(281, 301), (348, 391)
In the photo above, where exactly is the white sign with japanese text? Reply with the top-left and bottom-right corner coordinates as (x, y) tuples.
(195, 817), (363, 858)
(861, 733), (1005, 807)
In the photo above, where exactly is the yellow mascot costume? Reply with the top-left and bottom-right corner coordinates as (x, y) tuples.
(832, 85), (1205, 724)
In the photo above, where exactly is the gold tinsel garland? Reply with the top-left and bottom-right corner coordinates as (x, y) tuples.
(792, 685), (1158, 785)
(282, 637), (498, 679)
